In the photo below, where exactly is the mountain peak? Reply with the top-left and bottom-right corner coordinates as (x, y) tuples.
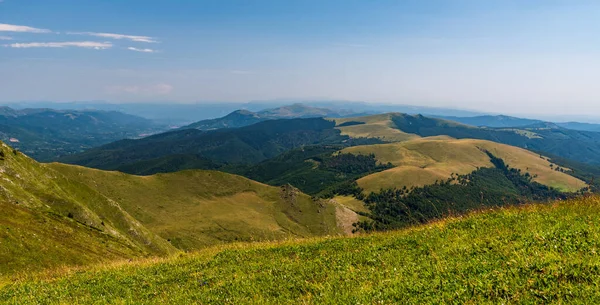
(228, 109), (258, 117)
(183, 103), (359, 131)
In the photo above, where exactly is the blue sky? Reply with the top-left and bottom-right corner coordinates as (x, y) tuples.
(1, 0), (600, 115)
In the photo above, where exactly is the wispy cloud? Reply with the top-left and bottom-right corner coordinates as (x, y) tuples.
(69, 32), (157, 43)
(0, 23), (51, 33)
(106, 83), (173, 95)
(0, 36), (12, 40)
(127, 47), (158, 53)
(5, 41), (113, 49)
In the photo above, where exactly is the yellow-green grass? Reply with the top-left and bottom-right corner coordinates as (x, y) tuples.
(331, 114), (419, 142)
(5, 196), (600, 304)
(0, 200), (146, 278)
(343, 138), (586, 193)
(49, 164), (343, 251)
(0, 142), (177, 276)
(0, 139), (343, 276)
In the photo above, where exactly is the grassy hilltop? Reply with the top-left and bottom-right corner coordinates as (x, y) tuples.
(0, 140), (348, 275)
(333, 112), (600, 167)
(343, 138), (586, 193)
(0, 142), (177, 276)
(3, 196), (600, 304)
(49, 164), (345, 251)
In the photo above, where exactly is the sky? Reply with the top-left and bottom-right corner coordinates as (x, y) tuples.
(1, 0), (600, 116)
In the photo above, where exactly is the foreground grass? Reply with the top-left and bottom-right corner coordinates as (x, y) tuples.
(4, 196), (600, 304)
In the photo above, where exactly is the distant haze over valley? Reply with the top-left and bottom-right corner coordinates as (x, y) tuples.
(4, 100), (600, 125)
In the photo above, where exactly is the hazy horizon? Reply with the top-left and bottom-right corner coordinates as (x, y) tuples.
(2, 1), (600, 117)
(6, 99), (600, 124)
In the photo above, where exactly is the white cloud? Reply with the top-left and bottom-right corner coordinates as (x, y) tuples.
(5, 41), (113, 49)
(69, 32), (157, 43)
(0, 36), (12, 40)
(106, 83), (173, 95)
(127, 47), (157, 53)
(0, 23), (51, 33)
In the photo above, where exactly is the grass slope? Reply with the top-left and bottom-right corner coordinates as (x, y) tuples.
(343, 138), (586, 193)
(333, 114), (419, 142)
(336, 112), (600, 166)
(0, 142), (176, 276)
(0, 201), (144, 277)
(49, 164), (343, 251)
(4, 196), (600, 303)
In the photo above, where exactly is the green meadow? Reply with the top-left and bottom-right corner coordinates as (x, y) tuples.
(3, 196), (600, 304)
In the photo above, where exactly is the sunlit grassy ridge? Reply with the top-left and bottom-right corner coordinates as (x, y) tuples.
(332, 113), (469, 143)
(343, 138), (585, 193)
(0, 140), (344, 276)
(4, 196), (600, 304)
(0, 142), (176, 276)
(49, 164), (343, 251)
(333, 114), (420, 142)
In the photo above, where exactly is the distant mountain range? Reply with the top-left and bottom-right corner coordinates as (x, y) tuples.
(4, 100), (488, 125)
(7, 100), (600, 128)
(182, 103), (365, 130)
(435, 114), (600, 132)
(60, 111), (600, 186)
(0, 107), (164, 161)
(7, 101), (600, 163)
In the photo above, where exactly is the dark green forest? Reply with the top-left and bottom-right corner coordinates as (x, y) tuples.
(227, 146), (393, 196)
(60, 118), (384, 173)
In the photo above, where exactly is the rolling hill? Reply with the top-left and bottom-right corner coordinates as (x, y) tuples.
(48, 163), (345, 251)
(333, 114), (420, 142)
(0, 107), (163, 161)
(4, 196), (600, 303)
(0, 140), (353, 275)
(58, 113), (592, 200)
(343, 137), (586, 193)
(0, 141), (177, 276)
(61, 112), (600, 181)
(335, 112), (600, 166)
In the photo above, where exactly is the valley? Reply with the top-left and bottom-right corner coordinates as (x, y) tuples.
(0, 107), (164, 161)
